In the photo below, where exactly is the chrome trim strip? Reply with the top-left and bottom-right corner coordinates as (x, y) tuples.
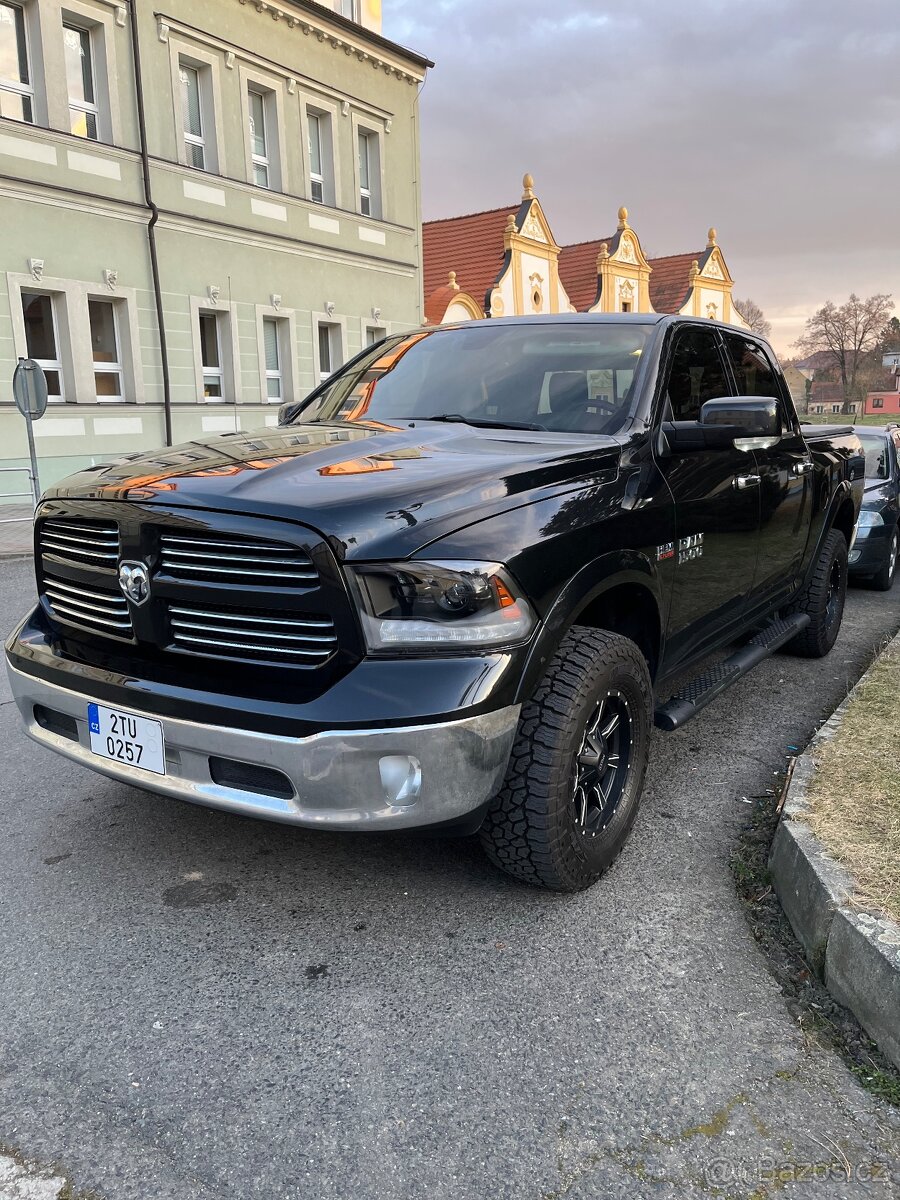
(43, 522), (118, 538)
(162, 549), (310, 566)
(44, 578), (127, 607)
(41, 541), (118, 561)
(172, 632), (330, 656)
(170, 618), (336, 644)
(168, 605), (332, 629)
(47, 602), (132, 630)
(158, 561), (316, 579)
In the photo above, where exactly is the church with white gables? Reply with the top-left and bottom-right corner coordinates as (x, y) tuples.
(422, 175), (749, 329)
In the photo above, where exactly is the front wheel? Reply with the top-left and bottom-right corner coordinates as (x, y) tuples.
(871, 526), (899, 592)
(782, 529), (848, 658)
(480, 627), (652, 891)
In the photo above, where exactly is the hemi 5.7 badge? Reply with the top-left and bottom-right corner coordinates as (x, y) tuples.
(657, 534), (705, 564)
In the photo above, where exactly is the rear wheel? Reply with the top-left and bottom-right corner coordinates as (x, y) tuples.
(871, 526), (899, 591)
(782, 529), (848, 658)
(480, 627), (652, 891)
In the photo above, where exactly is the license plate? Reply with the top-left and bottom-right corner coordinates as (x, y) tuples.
(87, 703), (166, 776)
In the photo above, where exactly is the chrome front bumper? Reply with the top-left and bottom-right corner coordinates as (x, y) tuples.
(6, 661), (519, 831)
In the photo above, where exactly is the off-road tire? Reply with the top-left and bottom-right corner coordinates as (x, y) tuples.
(480, 627), (652, 891)
(782, 529), (848, 658)
(871, 525), (899, 592)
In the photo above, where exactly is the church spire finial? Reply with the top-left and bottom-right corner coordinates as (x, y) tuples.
(617, 205), (628, 229)
(707, 226), (717, 248)
(522, 173), (534, 200)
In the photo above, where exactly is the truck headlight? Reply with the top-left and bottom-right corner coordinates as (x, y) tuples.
(346, 560), (536, 652)
(856, 511), (884, 528)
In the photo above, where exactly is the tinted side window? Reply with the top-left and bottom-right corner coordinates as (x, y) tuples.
(664, 327), (729, 422)
(723, 333), (779, 397)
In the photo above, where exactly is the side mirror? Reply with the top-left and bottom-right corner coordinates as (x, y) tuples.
(662, 396), (781, 453)
(278, 400), (301, 425)
(700, 396), (781, 439)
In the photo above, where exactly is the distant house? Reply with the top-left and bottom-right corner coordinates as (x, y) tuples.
(806, 381), (858, 417)
(782, 363), (810, 413)
(423, 174), (750, 327)
(865, 353), (900, 415)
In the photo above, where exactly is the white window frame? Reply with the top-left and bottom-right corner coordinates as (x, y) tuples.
(179, 59), (206, 169)
(335, 0), (359, 18)
(263, 316), (283, 402)
(358, 128), (373, 215)
(199, 309), (224, 399)
(20, 289), (66, 402)
(256, 305), (296, 405)
(0, 1), (35, 123)
(62, 19), (99, 140)
(239, 66), (285, 192)
(308, 109), (325, 203)
(168, 39), (224, 174)
(300, 94), (338, 208)
(363, 321), (388, 348)
(312, 312), (346, 385)
(190, 296), (240, 404)
(352, 115), (384, 220)
(248, 84), (270, 187)
(88, 296), (124, 402)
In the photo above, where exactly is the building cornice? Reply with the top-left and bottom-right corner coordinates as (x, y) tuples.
(225, 0), (432, 82)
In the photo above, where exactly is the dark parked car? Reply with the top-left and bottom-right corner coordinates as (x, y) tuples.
(6, 315), (864, 891)
(848, 425), (900, 590)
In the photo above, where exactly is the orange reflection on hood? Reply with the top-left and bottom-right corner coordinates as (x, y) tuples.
(318, 456), (398, 476)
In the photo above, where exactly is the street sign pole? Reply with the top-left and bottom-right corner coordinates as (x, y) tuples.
(12, 357), (49, 510)
(23, 401), (40, 509)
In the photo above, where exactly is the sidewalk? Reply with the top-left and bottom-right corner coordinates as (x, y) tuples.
(0, 505), (34, 557)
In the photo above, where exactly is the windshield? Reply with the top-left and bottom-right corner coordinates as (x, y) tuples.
(857, 431), (891, 479)
(289, 322), (654, 435)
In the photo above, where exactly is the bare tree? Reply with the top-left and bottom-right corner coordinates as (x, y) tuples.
(733, 297), (771, 339)
(795, 293), (894, 413)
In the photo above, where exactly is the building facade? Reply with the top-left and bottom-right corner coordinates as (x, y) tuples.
(0, 0), (429, 491)
(423, 174), (749, 329)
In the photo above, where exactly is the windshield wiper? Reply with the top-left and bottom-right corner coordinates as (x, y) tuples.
(424, 413), (547, 431)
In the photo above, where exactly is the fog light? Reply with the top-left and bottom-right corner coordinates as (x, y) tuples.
(379, 755), (422, 806)
(849, 549), (862, 564)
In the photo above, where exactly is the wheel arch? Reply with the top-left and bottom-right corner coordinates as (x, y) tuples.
(516, 554), (664, 703)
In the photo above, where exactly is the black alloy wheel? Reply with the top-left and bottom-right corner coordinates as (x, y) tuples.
(572, 691), (633, 839)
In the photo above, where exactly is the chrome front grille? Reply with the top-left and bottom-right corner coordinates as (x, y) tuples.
(39, 519), (119, 570)
(43, 572), (132, 637)
(168, 602), (337, 665)
(159, 532), (318, 587)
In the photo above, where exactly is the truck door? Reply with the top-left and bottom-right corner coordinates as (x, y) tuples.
(654, 325), (761, 672)
(721, 333), (811, 611)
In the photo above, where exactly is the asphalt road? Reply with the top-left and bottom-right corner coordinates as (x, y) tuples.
(1, 557), (898, 1200)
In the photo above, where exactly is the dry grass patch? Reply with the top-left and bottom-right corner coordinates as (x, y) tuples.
(804, 637), (900, 923)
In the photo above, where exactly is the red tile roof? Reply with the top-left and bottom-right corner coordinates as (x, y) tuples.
(647, 251), (703, 314)
(558, 239), (614, 311)
(424, 283), (462, 325)
(423, 207), (515, 312)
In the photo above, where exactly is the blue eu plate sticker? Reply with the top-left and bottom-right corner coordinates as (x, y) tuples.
(88, 703), (100, 735)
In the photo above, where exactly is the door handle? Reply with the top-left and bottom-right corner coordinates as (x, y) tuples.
(792, 460), (814, 476)
(734, 474), (761, 490)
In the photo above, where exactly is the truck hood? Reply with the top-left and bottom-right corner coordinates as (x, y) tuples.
(47, 420), (622, 558)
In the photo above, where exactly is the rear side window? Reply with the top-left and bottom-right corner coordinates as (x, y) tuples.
(663, 326), (729, 421)
(722, 333), (779, 398)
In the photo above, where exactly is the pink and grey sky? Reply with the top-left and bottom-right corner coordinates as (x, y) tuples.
(384, 0), (899, 356)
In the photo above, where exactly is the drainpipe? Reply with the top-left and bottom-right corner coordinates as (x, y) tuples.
(127, 0), (173, 446)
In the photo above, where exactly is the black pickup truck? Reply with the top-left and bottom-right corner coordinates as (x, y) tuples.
(6, 315), (863, 891)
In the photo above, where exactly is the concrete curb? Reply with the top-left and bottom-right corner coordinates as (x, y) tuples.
(768, 632), (900, 1071)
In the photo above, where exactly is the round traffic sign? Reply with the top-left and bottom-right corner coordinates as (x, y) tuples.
(13, 358), (49, 420)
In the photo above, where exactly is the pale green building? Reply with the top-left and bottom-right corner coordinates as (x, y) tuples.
(0, 0), (430, 494)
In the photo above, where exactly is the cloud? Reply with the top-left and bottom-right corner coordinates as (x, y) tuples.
(385, 0), (899, 354)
